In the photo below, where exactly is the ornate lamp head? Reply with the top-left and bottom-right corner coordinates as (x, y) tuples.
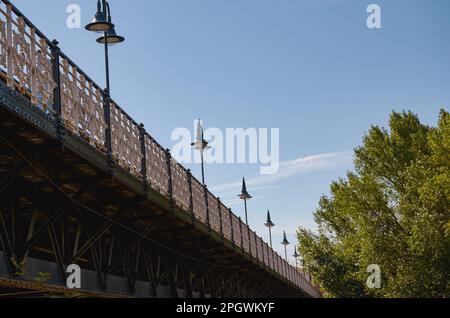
(239, 177), (252, 200)
(282, 231), (290, 246)
(264, 210), (275, 228)
(85, 0), (113, 33)
(96, 24), (125, 45)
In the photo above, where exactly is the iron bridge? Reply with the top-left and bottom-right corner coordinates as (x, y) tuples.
(0, 0), (320, 298)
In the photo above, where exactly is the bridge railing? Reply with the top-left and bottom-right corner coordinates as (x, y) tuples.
(0, 2), (55, 112)
(0, 0), (320, 297)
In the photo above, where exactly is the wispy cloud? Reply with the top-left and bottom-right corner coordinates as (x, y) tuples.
(211, 151), (353, 194)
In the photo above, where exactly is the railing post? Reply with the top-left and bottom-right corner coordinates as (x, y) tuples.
(238, 217), (243, 250)
(264, 243), (268, 269)
(187, 169), (195, 225)
(274, 253), (277, 273)
(102, 90), (114, 174)
(253, 233), (256, 259)
(283, 265), (288, 285)
(5, 4), (14, 88)
(247, 225), (252, 256)
(229, 208), (234, 248)
(260, 238), (263, 265)
(29, 28), (38, 105)
(203, 185), (211, 232)
(286, 262), (289, 281)
(50, 39), (64, 141)
(217, 197), (224, 239)
(254, 231), (259, 262)
(274, 252), (277, 273)
(290, 265), (293, 284)
(139, 124), (148, 196)
(165, 148), (175, 211)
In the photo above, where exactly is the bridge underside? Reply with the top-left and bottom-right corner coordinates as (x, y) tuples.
(0, 82), (309, 298)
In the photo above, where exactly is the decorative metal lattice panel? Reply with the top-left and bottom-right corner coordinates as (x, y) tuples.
(256, 236), (264, 263)
(241, 224), (250, 254)
(249, 231), (257, 259)
(207, 192), (221, 233)
(0, 4), (55, 112)
(145, 134), (169, 196)
(263, 242), (269, 267)
(110, 103), (142, 178)
(287, 263), (291, 280)
(276, 254), (281, 275)
(269, 249), (274, 271)
(220, 204), (232, 241)
(287, 265), (291, 281)
(192, 179), (207, 223)
(268, 245), (273, 268)
(231, 213), (241, 248)
(60, 58), (106, 151)
(171, 160), (190, 211)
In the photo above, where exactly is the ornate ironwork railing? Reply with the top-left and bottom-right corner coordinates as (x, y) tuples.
(0, 0), (320, 296)
(221, 203), (232, 241)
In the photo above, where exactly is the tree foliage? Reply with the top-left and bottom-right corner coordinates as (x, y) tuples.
(297, 110), (450, 298)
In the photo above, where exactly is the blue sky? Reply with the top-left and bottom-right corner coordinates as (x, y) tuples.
(13, 0), (450, 260)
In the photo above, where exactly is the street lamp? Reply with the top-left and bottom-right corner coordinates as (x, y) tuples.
(85, 0), (125, 157)
(293, 246), (299, 268)
(281, 231), (290, 261)
(86, 0), (125, 91)
(264, 210), (275, 248)
(191, 119), (210, 185)
(85, 0), (112, 33)
(238, 177), (252, 226)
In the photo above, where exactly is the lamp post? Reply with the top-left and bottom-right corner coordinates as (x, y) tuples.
(264, 210), (275, 248)
(191, 119), (210, 185)
(85, 0), (125, 157)
(282, 231), (290, 261)
(293, 246), (299, 268)
(238, 178), (252, 226)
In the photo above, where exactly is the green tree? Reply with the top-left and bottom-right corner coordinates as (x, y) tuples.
(297, 110), (450, 298)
